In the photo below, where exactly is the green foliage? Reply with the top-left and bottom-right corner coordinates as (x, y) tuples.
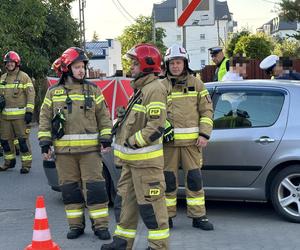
(226, 30), (250, 58)
(233, 33), (274, 60)
(273, 39), (300, 57)
(0, 0), (79, 78)
(279, 0), (300, 22)
(0, 0), (79, 119)
(118, 16), (166, 73)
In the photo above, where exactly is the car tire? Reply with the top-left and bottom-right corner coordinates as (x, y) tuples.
(103, 165), (116, 205)
(270, 165), (300, 223)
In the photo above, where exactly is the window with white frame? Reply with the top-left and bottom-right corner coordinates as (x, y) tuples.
(200, 34), (205, 40)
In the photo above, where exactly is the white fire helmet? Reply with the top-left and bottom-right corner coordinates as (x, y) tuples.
(164, 44), (189, 62)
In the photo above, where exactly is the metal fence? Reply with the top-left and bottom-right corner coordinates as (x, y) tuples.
(200, 59), (300, 83)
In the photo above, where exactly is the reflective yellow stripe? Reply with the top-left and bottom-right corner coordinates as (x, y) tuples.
(2, 108), (26, 116)
(96, 95), (104, 104)
(26, 103), (34, 110)
(167, 91), (198, 101)
(165, 198), (177, 207)
(42, 98), (52, 108)
(52, 94), (96, 102)
(100, 128), (111, 136)
(186, 197), (205, 206)
(114, 149), (163, 161)
(174, 127), (199, 140)
(200, 117), (213, 126)
(113, 143), (163, 161)
(115, 225), (136, 239)
(146, 102), (166, 111)
(135, 130), (147, 147)
(0, 83), (32, 89)
(4, 154), (16, 160)
(199, 89), (209, 97)
(89, 208), (109, 219)
(38, 131), (52, 139)
(174, 133), (199, 140)
(148, 228), (169, 240)
(14, 139), (19, 145)
(132, 104), (146, 113)
(54, 139), (98, 147)
(21, 155), (32, 161)
(66, 209), (84, 219)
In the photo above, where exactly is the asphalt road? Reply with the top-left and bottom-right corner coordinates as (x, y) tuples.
(0, 126), (299, 250)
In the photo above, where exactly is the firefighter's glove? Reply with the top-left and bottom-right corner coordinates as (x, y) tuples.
(51, 111), (65, 140)
(124, 138), (138, 149)
(41, 144), (51, 154)
(39, 141), (51, 154)
(0, 95), (5, 112)
(163, 120), (174, 143)
(24, 112), (33, 124)
(100, 137), (112, 148)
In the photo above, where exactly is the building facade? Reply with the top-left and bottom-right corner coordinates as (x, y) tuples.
(85, 39), (122, 77)
(257, 17), (299, 39)
(153, 0), (236, 70)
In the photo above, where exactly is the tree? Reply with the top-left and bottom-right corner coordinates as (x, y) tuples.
(226, 30), (250, 58)
(118, 15), (166, 73)
(234, 33), (274, 60)
(279, 0), (300, 40)
(0, 0), (79, 119)
(273, 39), (300, 57)
(0, 0), (79, 78)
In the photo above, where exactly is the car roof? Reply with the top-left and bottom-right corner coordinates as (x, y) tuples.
(205, 79), (300, 90)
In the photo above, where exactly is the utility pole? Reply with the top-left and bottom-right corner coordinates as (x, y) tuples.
(79, 0), (86, 51)
(152, 11), (156, 44)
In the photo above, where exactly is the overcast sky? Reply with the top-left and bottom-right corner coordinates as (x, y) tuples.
(71, 0), (281, 40)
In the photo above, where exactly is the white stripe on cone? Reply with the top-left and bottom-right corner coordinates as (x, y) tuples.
(35, 208), (47, 219)
(32, 229), (52, 241)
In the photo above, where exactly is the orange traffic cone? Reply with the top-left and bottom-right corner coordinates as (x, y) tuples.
(25, 196), (61, 250)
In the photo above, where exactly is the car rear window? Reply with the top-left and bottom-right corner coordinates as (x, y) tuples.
(213, 90), (285, 129)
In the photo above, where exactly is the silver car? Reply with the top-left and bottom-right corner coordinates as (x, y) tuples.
(43, 79), (300, 223)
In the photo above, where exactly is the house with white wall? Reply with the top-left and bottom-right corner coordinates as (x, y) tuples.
(85, 39), (122, 76)
(152, 0), (236, 70)
(257, 17), (299, 39)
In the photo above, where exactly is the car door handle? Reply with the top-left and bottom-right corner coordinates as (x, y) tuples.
(255, 136), (275, 144)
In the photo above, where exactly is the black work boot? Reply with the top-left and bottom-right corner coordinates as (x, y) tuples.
(101, 236), (127, 250)
(67, 228), (84, 239)
(94, 228), (111, 240)
(145, 247), (155, 250)
(20, 167), (30, 174)
(9, 159), (16, 168)
(168, 217), (173, 229)
(192, 216), (214, 231)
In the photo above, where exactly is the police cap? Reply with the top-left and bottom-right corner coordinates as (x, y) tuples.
(208, 47), (223, 55)
(259, 55), (279, 70)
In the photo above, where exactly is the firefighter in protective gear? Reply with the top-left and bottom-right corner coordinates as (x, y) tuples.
(0, 51), (35, 173)
(101, 44), (169, 250)
(38, 47), (112, 240)
(162, 44), (214, 231)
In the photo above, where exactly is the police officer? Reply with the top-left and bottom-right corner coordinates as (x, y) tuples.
(208, 46), (229, 81)
(162, 44), (214, 231)
(38, 47), (112, 240)
(260, 55), (300, 80)
(0, 51), (35, 173)
(259, 54), (279, 79)
(101, 43), (169, 250)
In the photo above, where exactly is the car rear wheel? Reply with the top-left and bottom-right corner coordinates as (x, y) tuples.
(270, 165), (300, 223)
(103, 165), (116, 205)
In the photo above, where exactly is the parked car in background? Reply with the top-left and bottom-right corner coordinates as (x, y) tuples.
(43, 79), (300, 223)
